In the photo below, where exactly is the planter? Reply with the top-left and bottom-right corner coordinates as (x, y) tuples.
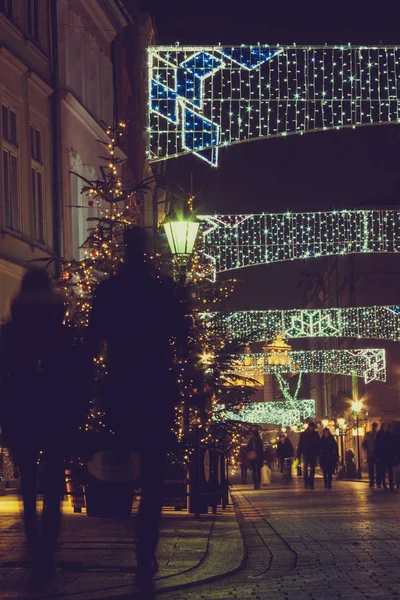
(84, 480), (135, 518)
(84, 448), (140, 518)
(164, 463), (187, 510)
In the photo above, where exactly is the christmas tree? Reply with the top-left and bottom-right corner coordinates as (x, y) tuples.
(163, 225), (259, 468)
(59, 122), (153, 441)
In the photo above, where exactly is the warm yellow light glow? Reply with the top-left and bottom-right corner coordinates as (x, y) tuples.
(264, 334), (292, 366)
(200, 352), (214, 365)
(352, 400), (363, 414)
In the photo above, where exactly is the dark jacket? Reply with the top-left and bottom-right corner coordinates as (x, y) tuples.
(375, 429), (396, 464)
(277, 438), (294, 460)
(87, 265), (184, 437)
(238, 447), (249, 468)
(0, 289), (87, 449)
(320, 435), (338, 468)
(297, 428), (320, 459)
(362, 431), (377, 459)
(246, 435), (263, 462)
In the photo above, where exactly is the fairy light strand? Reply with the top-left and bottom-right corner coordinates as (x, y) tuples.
(235, 348), (386, 384)
(200, 305), (400, 341)
(196, 210), (400, 278)
(215, 399), (316, 427)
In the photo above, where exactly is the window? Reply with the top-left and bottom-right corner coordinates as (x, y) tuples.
(3, 150), (18, 230)
(0, 0), (13, 19)
(30, 125), (44, 242)
(2, 105), (17, 146)
(2, 104), (19, 231)
(30, 124), (41, 162)
(27, 0), (39, 41)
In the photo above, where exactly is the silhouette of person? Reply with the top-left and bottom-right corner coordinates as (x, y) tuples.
(375, 422), (396, 490)
(0, 268), (86, 584)
(297, 421), (321, 489)
(246, 429), (264, 489)
(320, 428), (338, 489)
(87, 226), (183, 586)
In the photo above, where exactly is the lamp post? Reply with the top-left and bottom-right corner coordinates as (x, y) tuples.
(337, 417), (347, 467)
(163, 213), (200, 437)
(352, 400), (363, 478)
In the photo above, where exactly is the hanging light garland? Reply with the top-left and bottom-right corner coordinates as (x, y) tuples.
(235, 348), (386, 384)
(148, 45), (400, 167)
(200, 305), (400, 341)
(196, 210), (400, 278)
(214, 399), (315, 427)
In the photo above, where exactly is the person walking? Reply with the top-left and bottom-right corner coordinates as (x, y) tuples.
(0, 269), (87, 584)
(297, 421), (320, 489)
(375, 422), (395, 490)
(320, 428), (338, 489)
(263, 444), (274, 469)
(246, 429), (264, 490)
(362, 422), (378, 487)
(238, 445), (249, 484)
(276, 434), (294, 479)
(87, 226), (185, 587)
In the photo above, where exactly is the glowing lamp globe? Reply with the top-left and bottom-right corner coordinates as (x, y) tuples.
(163, 220), (200, 264)
(352, 400), (363, 414)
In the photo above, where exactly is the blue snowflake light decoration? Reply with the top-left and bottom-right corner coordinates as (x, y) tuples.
(148, 45), (400, 167)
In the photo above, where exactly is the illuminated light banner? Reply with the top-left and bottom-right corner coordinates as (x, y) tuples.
(148, 45), (400, 166)
(236, 348), (386, 384)
(197, 210), (400, 277)
(215, 399), (316, 427)
(200, 306), (400, 342)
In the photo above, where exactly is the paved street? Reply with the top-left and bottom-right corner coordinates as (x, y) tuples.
(1, 477), (400, 599)
(163, 477), (400, 600)
(0, 494), (242, 599)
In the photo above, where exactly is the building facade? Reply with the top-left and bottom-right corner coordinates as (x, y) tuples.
(0, 1), (161, 320)
(305, 252), (400, 421)
(0, 0), (54, 318)
(56, 0), (128, 261)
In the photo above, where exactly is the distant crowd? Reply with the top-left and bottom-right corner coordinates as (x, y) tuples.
(239, 421), (400, 491)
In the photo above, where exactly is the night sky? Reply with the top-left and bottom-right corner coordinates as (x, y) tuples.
(143, 0), (400, 309)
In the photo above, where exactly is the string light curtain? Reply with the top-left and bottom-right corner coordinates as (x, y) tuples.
(235, 348), (386, 384)
(148, 45), (400, 167)
(196, 210), (400, 278)
(200, 305), (400, 342)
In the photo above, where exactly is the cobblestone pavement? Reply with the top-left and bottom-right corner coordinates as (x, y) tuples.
(162, 478), (400, 600)
(0, 495), (242, 599)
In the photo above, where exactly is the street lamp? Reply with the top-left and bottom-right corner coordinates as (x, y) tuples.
(163, 219), (200, 267)
(352, 401), (363, 478)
